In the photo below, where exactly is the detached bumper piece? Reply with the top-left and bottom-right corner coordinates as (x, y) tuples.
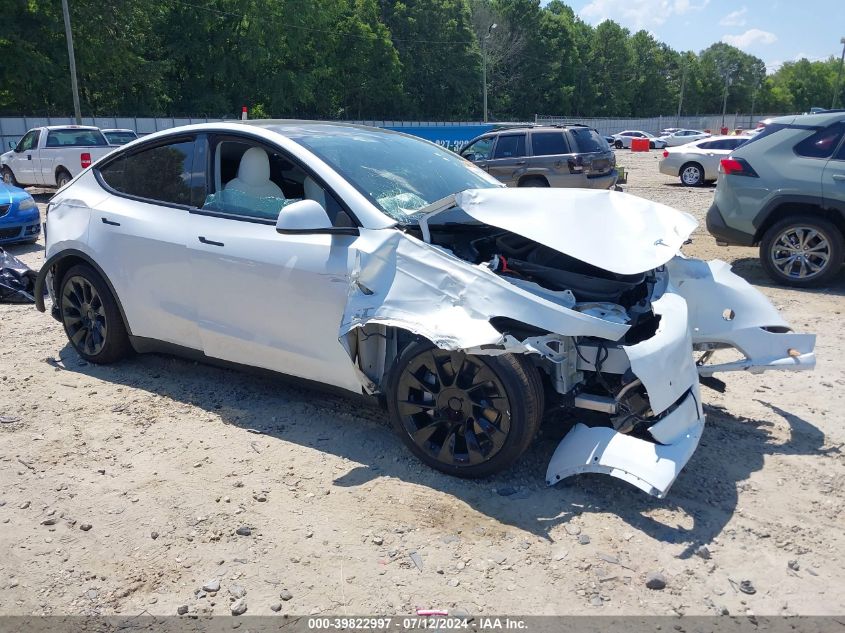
(546, 390), (704, 498)
(668, 257), (816, 376)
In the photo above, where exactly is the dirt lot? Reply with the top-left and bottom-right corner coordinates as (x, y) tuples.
(1, 150), (844, 618)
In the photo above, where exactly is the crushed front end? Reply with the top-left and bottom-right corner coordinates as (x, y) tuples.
(339, 188), (816, 498)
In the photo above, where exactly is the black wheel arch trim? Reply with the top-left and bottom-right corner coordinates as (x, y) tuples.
(34, 249), (133, 336)
(751, 194), (843, 236)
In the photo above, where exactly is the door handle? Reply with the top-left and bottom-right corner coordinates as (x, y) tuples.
(832, 174), (845, 182)
(27, 154), (32, 160)
(101, 217), (120, 226)
(198, 236), (224, 247)
(515, 160), (526, 166)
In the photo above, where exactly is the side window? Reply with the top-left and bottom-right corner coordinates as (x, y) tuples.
(461, 137), (495, 160)
(99, 139), (194, 206)
(493, 134), (526, 159)
(531, 132), (569, 156)
(697, 141), (715, 150)
(17, 131), (38, 152)
(203, 139), (346, 224)
(795, 123), (845, 159)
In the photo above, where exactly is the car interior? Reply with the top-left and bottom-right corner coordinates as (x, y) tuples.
(203, 140), (339, 223)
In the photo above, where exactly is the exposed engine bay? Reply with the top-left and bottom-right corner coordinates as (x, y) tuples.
(403, 217), (677, 445)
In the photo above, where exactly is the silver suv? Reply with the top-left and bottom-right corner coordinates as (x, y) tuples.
(459, 125), (617, 189)
(707, 111), (845, 287)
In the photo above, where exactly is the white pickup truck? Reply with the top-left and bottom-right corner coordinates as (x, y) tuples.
(1, 125), (114, 189)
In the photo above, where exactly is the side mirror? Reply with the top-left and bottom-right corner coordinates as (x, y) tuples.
(275, 199), (358, 236)
(10, 141), (18, 151)
(463, 152), (478, 162)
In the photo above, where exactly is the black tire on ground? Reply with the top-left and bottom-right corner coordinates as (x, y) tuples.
(59, 263), (132, 363)
(56, 170), (72, 189)
(386, 341), (544, 478)
(759, 215), (844, 287)
(649, 141), (655, 149)
(2, 167), (18, 187)
(679, 162), (704, 186)
(614, 140), (623, 149)
(519, 177), (549, 188)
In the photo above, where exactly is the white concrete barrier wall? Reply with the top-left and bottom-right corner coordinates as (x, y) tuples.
(0, 114), (778, 154)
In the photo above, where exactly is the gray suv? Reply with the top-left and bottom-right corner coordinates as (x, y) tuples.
(459, 125), (617, 189)
(707, 111), (845, 287)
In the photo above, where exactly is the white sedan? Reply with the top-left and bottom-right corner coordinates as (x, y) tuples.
(659, 129), (711, 147)
(610, 130), (667, 149)
(35, 121), (815, 498)
(658, 136), (748, 186)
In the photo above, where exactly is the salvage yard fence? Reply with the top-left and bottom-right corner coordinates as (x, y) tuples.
(534, 113), (780, 136)
(1, 113), (781, 155)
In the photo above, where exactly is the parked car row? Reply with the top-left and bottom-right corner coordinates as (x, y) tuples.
(610, 129), (712, 150)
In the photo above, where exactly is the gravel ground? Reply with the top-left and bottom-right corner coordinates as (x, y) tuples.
(1, 150), (843, 617)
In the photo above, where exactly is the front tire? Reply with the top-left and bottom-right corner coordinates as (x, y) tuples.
(59, 263), (131, 363)
(614, 140), (623, 149)
(386, 341), (543, 478)
(760, 215), (844, 287)
(2, 167), (18, 187)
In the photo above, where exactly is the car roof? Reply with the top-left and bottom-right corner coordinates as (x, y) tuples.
(101, 128), (136, 133)
(42, 125), (101, 131)
(767, 111), (845, 126)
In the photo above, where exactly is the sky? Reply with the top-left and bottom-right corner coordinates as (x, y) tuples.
(552, 0), (845, 73)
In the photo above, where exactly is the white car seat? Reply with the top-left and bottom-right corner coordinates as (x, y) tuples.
(303, 176), (326, 209)
(225, 148), (284, 199)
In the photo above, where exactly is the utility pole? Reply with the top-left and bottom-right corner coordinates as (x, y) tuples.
(482, 23), (497, 123)
(61, 0), (82, 124)
(720, 66), (735, 129)
(833, 37), (845, 110)
(676, 61), (687, 126)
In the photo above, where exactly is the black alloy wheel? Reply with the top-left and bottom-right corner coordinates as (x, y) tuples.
(59, 263), (131, 363)
(386, 341), (543, 478)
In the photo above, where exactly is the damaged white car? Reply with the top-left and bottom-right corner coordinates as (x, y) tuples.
(35, 122), (816, 498)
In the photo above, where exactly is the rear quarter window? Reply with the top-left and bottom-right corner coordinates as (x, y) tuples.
(794, 123), (845, 159)
(531, 132), (569, 156)
(569, 128), (608, 153)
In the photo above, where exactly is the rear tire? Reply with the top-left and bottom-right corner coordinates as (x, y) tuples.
(519, 177), (549, 188)
(56, 170), (71, 189)
(679, 162), (704, 186)
(2, 167), (18, 187)
(386, 341), (544, 478)
(760, 215), (844, 287)
(59, 263), (131, 363)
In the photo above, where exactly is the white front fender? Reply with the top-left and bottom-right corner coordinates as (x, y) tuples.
(667, 258), (816, 376)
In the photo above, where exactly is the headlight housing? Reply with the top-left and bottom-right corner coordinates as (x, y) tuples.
(17, 197), (36, 211)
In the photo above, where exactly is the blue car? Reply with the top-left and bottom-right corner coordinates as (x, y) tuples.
(0, 181), (40, 244)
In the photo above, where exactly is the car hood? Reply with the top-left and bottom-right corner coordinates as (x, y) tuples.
(428, 188), (697, 276)
(0, 181), (30, 205)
